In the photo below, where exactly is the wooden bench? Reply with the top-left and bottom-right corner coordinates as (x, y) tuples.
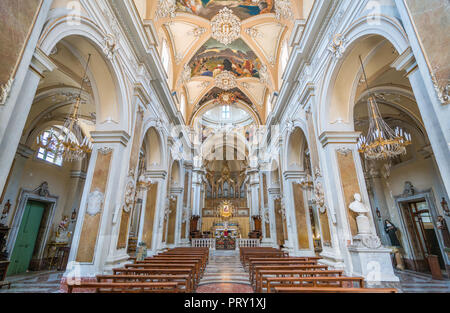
(113, 268), (195, 288)
(249, 261), (318, 284)
(266, 276), (365, 293)
(254, 265), (330, 291)
(273, 286), (397, 293)
(67, 282), (181, 293)
(97, 274), (192, 293)
(124, 263), (199, 286)
(135, 259), (203, 278)
(151, 256), (207, 272)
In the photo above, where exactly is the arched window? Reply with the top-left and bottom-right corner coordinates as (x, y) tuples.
(180, 93), (186, 119)
(280, 40), (289, 75)
(36, 129), (64, 166)
(222, 105), (231, 120)
(161, 39), (170, 74)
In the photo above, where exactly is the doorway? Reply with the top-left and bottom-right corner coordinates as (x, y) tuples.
(402, 200), (446, 272)
(7, 201), (46, 276)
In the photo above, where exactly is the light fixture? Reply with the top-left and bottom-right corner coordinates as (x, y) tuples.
(357, 55), (411, 160)
(211, 7), (241, 46)
(60, 54), (93, 161)
(38, 54), (93, 162)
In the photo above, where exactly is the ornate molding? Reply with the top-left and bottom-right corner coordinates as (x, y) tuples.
(211, 7), (241, 46)
(0, 77), (14, 105)
(328, 34), (347, 59)
(86, 189), (104, 216)
(215, 71), (237, 90)
(275, 0), (294, 20)
(155, 0), (176, 19)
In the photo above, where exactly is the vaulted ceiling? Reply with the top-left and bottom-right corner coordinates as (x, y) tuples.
(134, 0), (303, 125)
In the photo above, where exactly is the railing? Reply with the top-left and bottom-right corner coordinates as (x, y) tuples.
(191, 238), (260, 249)
(192, 238), (215, 249)
(236, 238), (261, 248)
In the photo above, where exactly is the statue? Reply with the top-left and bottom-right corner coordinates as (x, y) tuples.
(437, 216), (450, 248)
(349, 193), (371, 234)
(55, 216), (71, 244)
(384, 220), (401, 247)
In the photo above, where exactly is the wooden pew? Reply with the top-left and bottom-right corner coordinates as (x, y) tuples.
(124, 263), (199, 286)
(266, 276), (365, 293)
(67, 282), (181, 293)
(242, 251), (287, 266)
(249, 261), (318, 284)
(113, 268), (195, 289)
(135, 259), (203, 278)
(146, 256), (207, 274)
(273, 286), (397, 293)
(97, 274), (192, 293)
(250, 265), (328, 292)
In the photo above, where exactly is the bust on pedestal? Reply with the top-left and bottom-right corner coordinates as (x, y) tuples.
(347, 193), (399, 285)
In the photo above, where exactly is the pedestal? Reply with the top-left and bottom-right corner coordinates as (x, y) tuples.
(348, 237), (399, 284)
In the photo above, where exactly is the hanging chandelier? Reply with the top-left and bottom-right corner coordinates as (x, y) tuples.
(38, 54), (93, 162)
(357, 56), (411, 160)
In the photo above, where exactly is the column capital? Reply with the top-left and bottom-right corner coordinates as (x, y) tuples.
(145, 169), (167, 180)
(391, 46), (418, 75)
(91, 130), (130, 147)
(319, 131), (361, 147)
(170, 187), (183, 195)
(283, 170), (306, 181)
(70, 170), (87, 180)
(16, 143), (35, 159)
(30, 48), (57, 76)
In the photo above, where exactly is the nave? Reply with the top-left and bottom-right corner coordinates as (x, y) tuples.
(1, 247), (449, 293)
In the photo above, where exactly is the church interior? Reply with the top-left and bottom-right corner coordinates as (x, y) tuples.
(0, 0), (449, 294)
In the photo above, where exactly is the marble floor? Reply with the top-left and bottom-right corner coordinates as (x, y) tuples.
(1, 253), (449, 293)
(196, 250), (253, 293)
(0, 270), (63, 293)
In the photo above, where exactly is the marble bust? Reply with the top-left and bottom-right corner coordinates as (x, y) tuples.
(349, 193), (371, 234)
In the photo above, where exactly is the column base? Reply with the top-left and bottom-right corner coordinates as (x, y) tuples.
(103, 251), (131, 273)
(319, 248), (346, 270)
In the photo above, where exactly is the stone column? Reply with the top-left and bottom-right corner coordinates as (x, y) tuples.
(391, 48), (450, 198)
(318, 131), (398, 283)
(283, 171), (315, 257)
(191, 166), (204, 218)
(63, 131), (130, 281)
(0, 144), (34, 226)
(171, 186), (184, 246)
(0, 49), (56, 195)
(248, 167), (260, 232)
(365, 165), (391, 246)
(138, 170), (167, 255)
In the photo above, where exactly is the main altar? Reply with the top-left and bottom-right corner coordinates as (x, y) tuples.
(201, 200), (250, 250)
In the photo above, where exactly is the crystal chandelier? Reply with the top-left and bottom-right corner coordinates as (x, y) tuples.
(357, 56), (411, 160)
(37, 54), (93, 162)
(211, 7), (241, 46)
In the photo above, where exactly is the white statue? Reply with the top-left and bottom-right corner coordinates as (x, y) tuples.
(349, 193), (371, 234)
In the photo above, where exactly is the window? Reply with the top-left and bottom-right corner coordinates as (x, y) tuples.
(222, 105), (231, 120)
(37, 130), (64, 166)
(161, 39), (170, 74)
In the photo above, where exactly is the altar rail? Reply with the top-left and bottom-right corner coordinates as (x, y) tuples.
(192, 238), (216, 249)
(191, 238), (260, 250)
(236, 238), (260, 248)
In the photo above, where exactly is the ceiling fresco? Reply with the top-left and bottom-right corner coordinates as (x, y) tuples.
(175, 0), (275, 20)
(189, 38), (262, 79)
(198, 87), (253, 107)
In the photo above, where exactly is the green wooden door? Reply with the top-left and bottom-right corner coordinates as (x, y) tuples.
(7, 201), (45, 276)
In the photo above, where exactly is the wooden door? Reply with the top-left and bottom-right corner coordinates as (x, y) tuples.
(7, 201), (45, 276)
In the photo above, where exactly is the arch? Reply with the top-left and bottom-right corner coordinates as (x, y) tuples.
(285, 127), (308, 172)
(170, 160), (181, 187)
(38, 15), (130, 133)
(318, 14), (411, 133)
(141, 125), (166, 170)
